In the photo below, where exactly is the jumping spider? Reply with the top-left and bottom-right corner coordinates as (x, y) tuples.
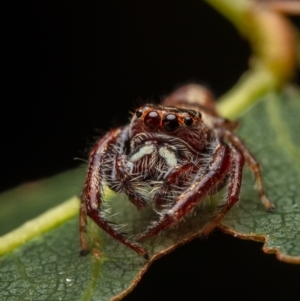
(79, 84), (274, 259)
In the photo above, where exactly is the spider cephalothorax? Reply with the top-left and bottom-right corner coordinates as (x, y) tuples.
(79, 84), (274, 259)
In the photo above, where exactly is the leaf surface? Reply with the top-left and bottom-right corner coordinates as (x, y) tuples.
(0, 88), (299, 301)
(221, 88), (300, 263)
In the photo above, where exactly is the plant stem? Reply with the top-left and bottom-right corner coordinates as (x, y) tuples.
(205, 0), (298, 118)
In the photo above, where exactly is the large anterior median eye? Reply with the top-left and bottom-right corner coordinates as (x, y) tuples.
(163, 114), (179, 132)
(144, 111), (161, 129)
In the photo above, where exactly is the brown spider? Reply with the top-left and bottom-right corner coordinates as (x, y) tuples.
(79, 84), (274, 259)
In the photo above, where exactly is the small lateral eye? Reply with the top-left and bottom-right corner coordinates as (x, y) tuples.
(196, 111), (202, 118)
(184, 116), (193, 126)
(163, 114), (179, 132)
(144, 111), (161, 129)
(136, 108), (143, 118)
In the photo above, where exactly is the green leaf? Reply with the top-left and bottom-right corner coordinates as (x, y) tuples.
(220, 87), (300, 263)
(0, 169), (84, 236)
(0, 88), (299, 301)
(0, 174), (217, 301)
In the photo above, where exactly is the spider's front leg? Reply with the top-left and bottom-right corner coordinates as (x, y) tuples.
(221, 129), (274, 211)
(137, 143), (232, 242)
(112, 153), (149, 209)
(80, 127), (149, 259)
(201, 147), (244, 235)
(153, 162), (197, 209)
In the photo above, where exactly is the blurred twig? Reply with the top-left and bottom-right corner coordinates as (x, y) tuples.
(205, 0), (299, 118)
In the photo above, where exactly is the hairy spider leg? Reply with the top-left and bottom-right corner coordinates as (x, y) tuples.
(137, 143), (232, 242)
(201, 147), (244, 235)
(113, 153), (149, 209)
(222, 129), (275, 211)
(153, 162), (197, 209)
(80, 127), (149, 259)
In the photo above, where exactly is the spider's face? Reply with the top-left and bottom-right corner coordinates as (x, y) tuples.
(130, 104), (210, 152)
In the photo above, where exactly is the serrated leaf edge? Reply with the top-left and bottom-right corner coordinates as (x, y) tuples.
(219, 225), (300, 264)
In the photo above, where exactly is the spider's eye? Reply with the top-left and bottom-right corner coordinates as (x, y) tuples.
(184, 116), (193, 126)
(144, 111), (161, 129)
(163, 114), (179, 132)
(197, 111), (202, 118)
(136, 108), (143, 118)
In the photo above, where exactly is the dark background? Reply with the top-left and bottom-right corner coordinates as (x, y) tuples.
(2, 1), (300, 300)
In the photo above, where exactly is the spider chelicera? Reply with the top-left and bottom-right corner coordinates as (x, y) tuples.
(79, 84), (274, 259)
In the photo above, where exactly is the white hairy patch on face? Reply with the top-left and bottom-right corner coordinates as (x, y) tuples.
(130, 144), (155, 162)
(158, 146), (177, 167)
